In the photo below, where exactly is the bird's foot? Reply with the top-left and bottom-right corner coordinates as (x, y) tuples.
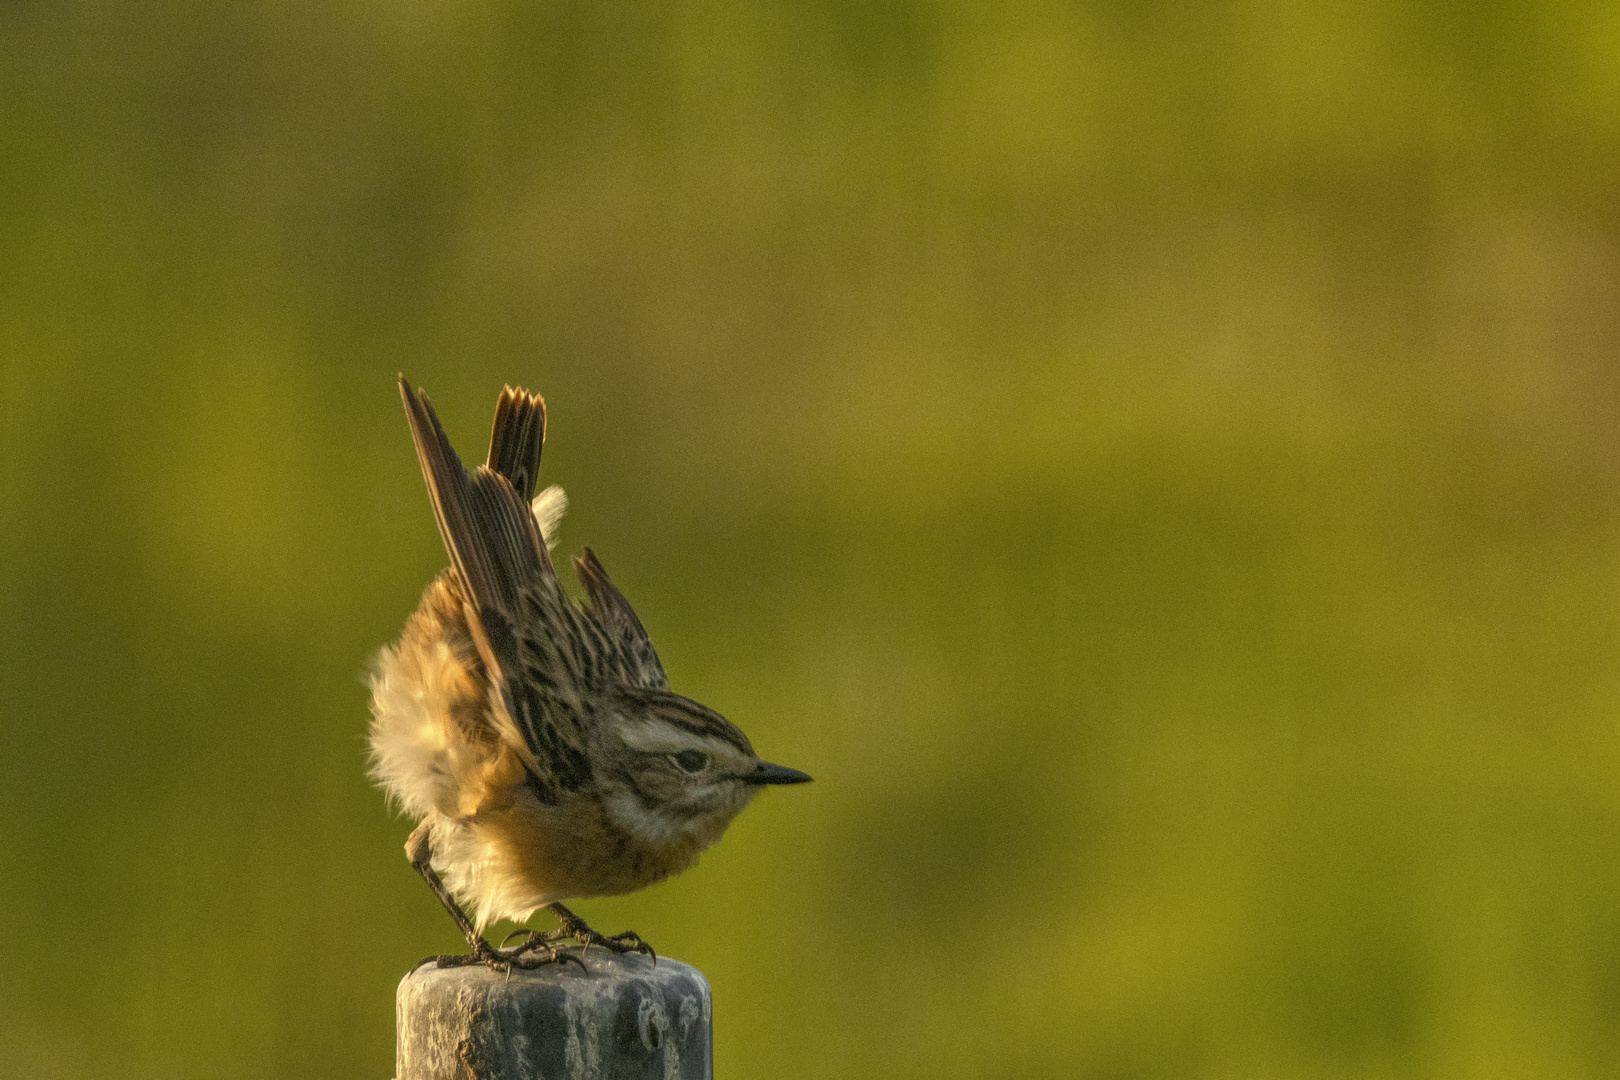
(502, 926), (653, 958)
(413, 936), (587, 975)
(507, 903), (657, 962)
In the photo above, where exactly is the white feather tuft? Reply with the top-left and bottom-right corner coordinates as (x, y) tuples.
(531, 485), (567, 550)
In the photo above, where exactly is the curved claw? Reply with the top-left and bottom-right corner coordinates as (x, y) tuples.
(601, 931), (656, 964)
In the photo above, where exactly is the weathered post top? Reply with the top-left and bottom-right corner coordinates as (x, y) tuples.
(395, 951), (712, 1080)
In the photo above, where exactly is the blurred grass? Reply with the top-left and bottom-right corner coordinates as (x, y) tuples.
(5, 1), (1620, 1077)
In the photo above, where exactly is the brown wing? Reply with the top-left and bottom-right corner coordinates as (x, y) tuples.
(399, 377), (594, 801)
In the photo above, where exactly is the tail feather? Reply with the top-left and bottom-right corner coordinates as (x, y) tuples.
(486, 386), (547, 502)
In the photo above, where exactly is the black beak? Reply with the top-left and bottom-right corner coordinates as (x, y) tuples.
(745, 761), (813, 785)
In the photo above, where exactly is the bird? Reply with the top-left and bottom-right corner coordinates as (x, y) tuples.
(369, 377), (812, 972)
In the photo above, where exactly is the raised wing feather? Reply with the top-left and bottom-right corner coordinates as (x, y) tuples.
(399, 377), (552, 624)
(575, 548), (669, 690)
(400, 377), (591, 801)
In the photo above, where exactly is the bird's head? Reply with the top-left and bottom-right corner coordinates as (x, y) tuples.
(599, 687), (811, 849)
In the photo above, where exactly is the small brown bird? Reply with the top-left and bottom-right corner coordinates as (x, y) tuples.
(369, 378), (810, 971)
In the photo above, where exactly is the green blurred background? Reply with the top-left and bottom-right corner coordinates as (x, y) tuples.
(5, 1), (1620, 1077)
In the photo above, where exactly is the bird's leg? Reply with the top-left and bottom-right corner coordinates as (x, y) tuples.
(512, 901), (655, 961)
(404, 822), (584, 973)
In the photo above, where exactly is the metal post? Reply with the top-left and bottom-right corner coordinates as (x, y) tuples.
(395, 951), (713, 1080)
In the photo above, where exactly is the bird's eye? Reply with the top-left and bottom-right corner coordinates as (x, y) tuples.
(671, 750), (707, 773)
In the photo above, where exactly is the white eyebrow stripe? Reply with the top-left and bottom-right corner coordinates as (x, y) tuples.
(617, 719), (742, 758)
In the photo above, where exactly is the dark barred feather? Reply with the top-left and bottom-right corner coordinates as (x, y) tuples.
(486, 386), (547, 503)
(575, 548), (668, 690)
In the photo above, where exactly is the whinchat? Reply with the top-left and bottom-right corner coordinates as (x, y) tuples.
(369, 378), (810, 971)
